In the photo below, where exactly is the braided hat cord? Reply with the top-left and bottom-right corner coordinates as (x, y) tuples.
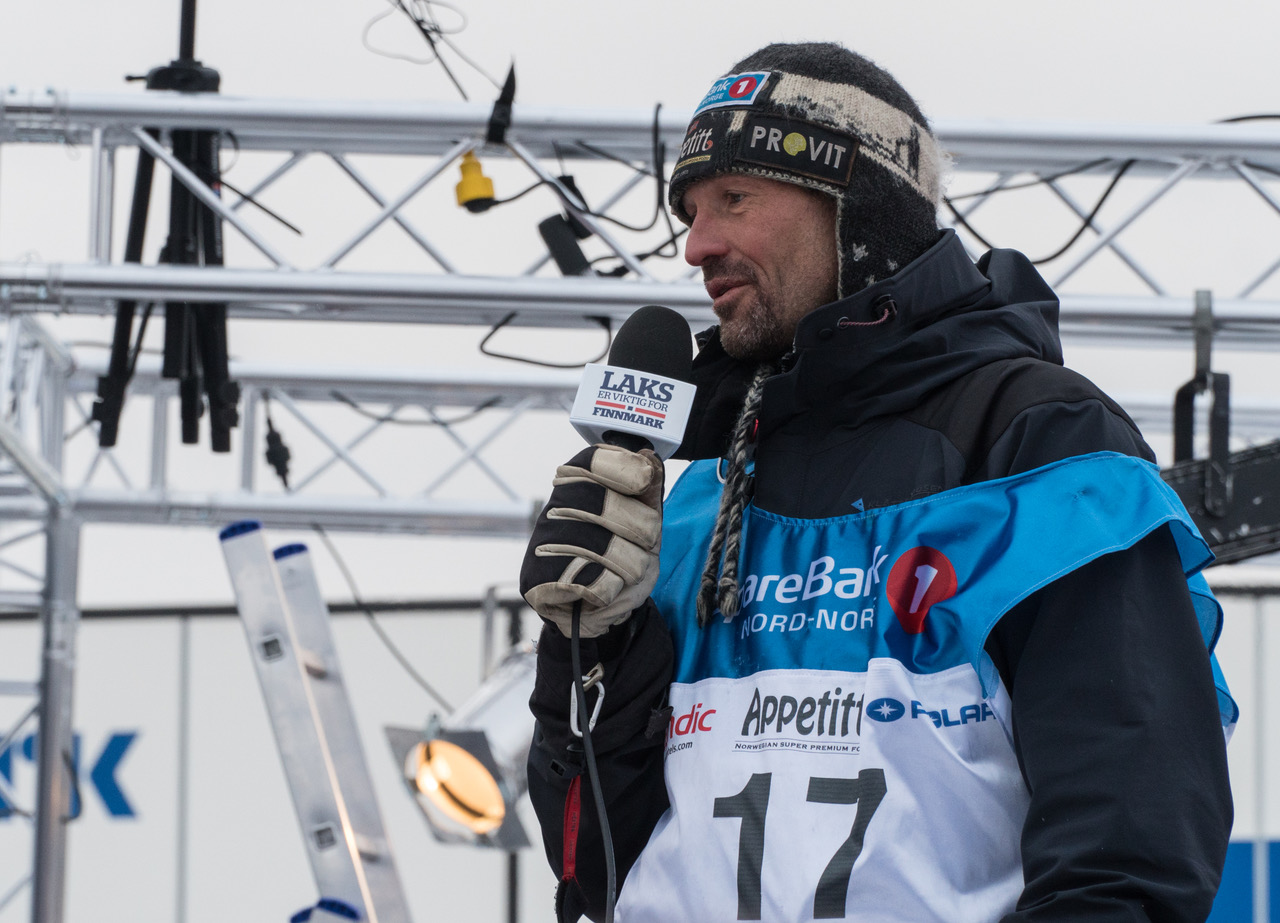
(696, 363), (775, 627)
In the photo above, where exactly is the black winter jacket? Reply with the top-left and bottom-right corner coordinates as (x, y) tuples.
(528, 230), (1232, 922)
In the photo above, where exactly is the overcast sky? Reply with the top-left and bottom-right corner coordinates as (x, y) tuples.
(6, 0), (1280, 122)
(2, 2), (1278, 921)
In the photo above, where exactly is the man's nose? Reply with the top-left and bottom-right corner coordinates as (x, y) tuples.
(683, 214), (728, 268)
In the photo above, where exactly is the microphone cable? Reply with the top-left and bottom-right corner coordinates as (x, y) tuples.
(570, 599), (618, 923)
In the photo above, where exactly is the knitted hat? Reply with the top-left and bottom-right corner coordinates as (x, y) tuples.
(669, 42), (943, 298)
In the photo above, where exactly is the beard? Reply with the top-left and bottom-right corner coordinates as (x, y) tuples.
(704, 258), (795, 363)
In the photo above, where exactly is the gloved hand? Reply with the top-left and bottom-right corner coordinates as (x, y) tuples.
(521, 443), (664, 638)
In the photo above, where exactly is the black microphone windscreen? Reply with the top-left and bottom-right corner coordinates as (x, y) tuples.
(608, 305), (693, 383)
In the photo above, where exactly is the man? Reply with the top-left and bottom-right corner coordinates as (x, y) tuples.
(521, 42), (1234, 923)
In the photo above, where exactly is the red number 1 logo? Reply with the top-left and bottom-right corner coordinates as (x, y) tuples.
(885, 547), (958, 634)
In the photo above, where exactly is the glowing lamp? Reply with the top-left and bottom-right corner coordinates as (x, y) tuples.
(386, 648), (535, 849)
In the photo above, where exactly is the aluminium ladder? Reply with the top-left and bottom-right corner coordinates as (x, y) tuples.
(220, 521), (412, 923)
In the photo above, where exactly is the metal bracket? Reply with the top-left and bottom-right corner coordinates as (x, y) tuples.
(1172, 290), (1232, 516)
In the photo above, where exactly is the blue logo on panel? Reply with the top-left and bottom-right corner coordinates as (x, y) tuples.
(866, 698), (906, 722)
(0, 731), (137, 819)
(694, 72), (770, 114)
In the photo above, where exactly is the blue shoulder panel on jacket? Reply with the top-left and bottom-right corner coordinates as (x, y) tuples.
(654, 451), (1236, 730)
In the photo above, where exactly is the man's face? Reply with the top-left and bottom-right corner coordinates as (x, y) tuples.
(681, 174), (839, 362)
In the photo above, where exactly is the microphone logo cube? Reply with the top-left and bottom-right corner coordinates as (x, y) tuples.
(570, 363), (697, 459)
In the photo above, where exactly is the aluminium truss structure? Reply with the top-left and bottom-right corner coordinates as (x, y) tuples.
(2, 88), (1280, 922)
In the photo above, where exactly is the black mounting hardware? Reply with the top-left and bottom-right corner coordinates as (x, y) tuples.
(1162, 290), (1280, 565)
(92, 0), (239, 452)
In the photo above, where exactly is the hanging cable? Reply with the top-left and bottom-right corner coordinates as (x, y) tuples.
(186, 131), (302, 235)
(262, 395), (292, 489)
(570, 600), (617, 923)
(943, 159), (1136, 264)
(489, 179), (547, 206)
(256, 398), (454, 711)
(312, 524), (455, 713)
(556, 105), (680, 242)
(215, 179), (303, 236)
(61, 749), (84, 822)
(943, 111), (1280, 259)
(944, 158), (1113, 203)
(1217, 114), (1280, 123)
(1214, 116), (1280, 179)
(592, 227), (688, 277)
(650, 103), (680, 258)
(478, 313), (612, 368)
(329, 391), (500, 426)
(126, 303), (156, 379)
(361, 0), (501, 101)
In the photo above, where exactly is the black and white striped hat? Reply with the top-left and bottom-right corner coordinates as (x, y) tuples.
(669, 42), (943, 298)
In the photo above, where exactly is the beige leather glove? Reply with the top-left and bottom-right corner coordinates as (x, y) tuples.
(520, 444), (664, 638)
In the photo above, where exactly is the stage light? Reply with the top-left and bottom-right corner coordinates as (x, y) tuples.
(386, 647), (535, 849)
(538, 214), (593, 276)
(409, 735), (506, 834)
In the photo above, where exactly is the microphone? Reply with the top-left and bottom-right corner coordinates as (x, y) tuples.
(569, 305), (696, 459)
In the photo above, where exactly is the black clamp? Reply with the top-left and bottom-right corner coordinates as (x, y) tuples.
(1172, 290), (1232, 516)
(485, 64), (516, 146)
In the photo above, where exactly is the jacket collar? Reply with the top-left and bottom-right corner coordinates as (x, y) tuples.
(794, 228), (991, 349)
(759, 229), (1062, 436)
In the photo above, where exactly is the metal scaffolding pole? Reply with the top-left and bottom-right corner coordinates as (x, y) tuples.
(6, 90), (1280, 170)
(3, 88), (1280, 921)
(30, 508), (80, 923)
(6, 264), (1280, 344)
